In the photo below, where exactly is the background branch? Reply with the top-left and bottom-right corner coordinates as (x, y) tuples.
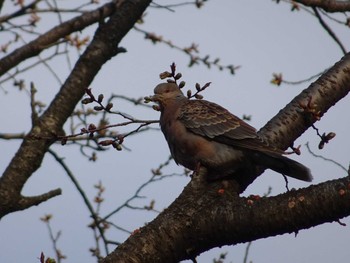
(0, 0), (152, 218)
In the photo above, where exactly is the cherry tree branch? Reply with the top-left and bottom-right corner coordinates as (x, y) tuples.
(0, 0), (152, 219)
(0, 1), (116, 77)
(294, 0), (350, 12)
(100, 52), (350, 263)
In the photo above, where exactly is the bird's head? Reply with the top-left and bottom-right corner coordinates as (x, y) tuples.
(149, 83), (185, 107)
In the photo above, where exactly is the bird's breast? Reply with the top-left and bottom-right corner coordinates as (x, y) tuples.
(160, 115), (244, 171)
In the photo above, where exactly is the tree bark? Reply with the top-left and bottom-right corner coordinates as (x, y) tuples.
(103, 177), (350, 263)
(294, 0), (350, 12)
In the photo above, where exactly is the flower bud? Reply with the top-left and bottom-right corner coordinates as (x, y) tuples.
(97, 94), (104, 103)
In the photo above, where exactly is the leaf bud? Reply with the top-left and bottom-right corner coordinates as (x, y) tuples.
(82, 98), (93, 104)
(174, 73), (182, 80)
(195, 94), (203, 100)
(159, 71), (172, 79)
(97, 94), (104, 103)
(94, 106), (104, 111)
(105, 102), (113, 111)
(88, 123), (96, 131)
(179, 81), (186, 89)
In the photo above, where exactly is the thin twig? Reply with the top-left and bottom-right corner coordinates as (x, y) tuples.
(312, 7), (347, 55)
(48, 149), (110, 255)
(305, 142), (347, 173)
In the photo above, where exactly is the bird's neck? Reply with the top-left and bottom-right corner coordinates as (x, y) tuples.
(159, 97), (187, 119)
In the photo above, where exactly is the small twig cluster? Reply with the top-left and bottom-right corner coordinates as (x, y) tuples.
(298, 96), (336, 149)
(270, 71), (325, 86)
(82, 88), (114, 112)
(88, 181), (111, 261)
(52, 88), (159, 154)
(40, 214), (66, 263)
(134, 27), (240, 75)
(157, 62), (212, 100)
(312, 125), (336, 150)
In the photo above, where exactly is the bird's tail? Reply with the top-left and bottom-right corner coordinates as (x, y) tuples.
(252, 152), (313, 182)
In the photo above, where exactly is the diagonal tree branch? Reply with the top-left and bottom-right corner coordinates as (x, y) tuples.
(100, 52), (350, 263)
(294, 0), (350, 12)
(102, 176), (350, 263)
(0, 0), (152, 219)
(0, 1), (116, 77)
(237, 52), (350, 190)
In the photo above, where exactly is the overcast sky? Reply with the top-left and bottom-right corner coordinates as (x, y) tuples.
(0, 1), (349, 263)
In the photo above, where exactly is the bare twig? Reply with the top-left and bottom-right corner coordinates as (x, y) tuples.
(48, 149), (110, 255)
(312, 7), (346, 55)
(305, 142), (348, 173)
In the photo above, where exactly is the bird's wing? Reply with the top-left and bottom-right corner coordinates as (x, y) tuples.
(179, 99), (284, 154)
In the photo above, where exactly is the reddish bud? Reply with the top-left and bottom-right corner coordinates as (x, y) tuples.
(82, 98), (93, 104)
(159, 71), (172, 79)
(170, 62), (176, 74)
(88, 124), (97, 131)
(326, 132), (336, 140)
(174, 73), (182, 80)
(105, 102), (113, 111)
(179, 81), (186, 89)
(97, 94), (104, 103)
(132, 228), (141, 235)
(94, 106), (104, 111)
(217, 189), (225, 195)
(99, 140), (114, 146)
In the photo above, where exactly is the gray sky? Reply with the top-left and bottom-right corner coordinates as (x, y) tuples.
(0, 1), (349, 262)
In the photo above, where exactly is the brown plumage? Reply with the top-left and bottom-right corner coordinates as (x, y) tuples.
(150, 82), (312, 184)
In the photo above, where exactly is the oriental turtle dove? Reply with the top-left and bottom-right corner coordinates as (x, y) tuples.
(150, 82), (312, 184)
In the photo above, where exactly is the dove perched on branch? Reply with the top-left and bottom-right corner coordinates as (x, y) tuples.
(150, 82), (312, 186)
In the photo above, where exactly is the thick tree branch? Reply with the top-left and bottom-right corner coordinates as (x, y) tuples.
(234, 52), (350, 189)
(0, 1), (116, 77)
(103, 176), (350, 263)
(294, 0), (350, 12)
(260, 53), (350, 149)
(0, 0), (152, 219)
(101, 53), (350, 262)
